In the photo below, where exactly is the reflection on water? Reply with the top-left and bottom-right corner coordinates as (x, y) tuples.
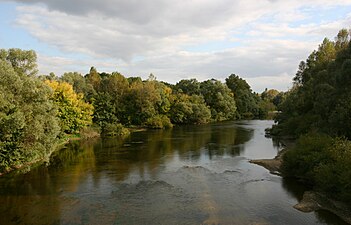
(0, 120), (348, 225)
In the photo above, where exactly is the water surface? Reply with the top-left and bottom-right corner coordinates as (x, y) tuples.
(0, 120), (347, 225)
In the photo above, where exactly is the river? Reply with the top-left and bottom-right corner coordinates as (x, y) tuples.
(0, 120), (347, 225)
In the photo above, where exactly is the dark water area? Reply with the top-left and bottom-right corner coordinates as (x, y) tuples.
(0, 120), (348, 225)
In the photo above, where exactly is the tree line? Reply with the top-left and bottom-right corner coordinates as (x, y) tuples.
(271, 29), (351, 204)
(0, 48), (280, 174)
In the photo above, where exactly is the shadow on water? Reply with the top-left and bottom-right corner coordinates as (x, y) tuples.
(0, 120), (348, 225)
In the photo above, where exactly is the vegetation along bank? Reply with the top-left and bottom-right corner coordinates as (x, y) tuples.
(0, 48), (281, 175)
(252, 28), (351, 223)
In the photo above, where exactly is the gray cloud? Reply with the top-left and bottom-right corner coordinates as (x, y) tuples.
(4, 0), (351, 92)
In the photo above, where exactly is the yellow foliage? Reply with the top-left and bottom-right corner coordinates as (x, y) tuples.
(45, 80), (94, 133)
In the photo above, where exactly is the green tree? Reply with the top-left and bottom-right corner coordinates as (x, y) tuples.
(170, 93), (211, 124)
(61, 72), (94, 99)
(225, 74), (259, 119)
(273, 29), (349, 138)
(85, 66), (101, 91)
(200, 79), (237, 121)
(0, 48), (38, 76)
(174, 78), (201, 95)
(91, 72), (128, 131)
(335, 29), (350, 51)
(0, 53), (60, 173)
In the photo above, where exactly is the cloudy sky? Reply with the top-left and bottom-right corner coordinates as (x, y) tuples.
(1, 0), (351, 92)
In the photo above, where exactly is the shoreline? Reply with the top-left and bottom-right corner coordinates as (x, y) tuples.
(249, 148), (286, 175)
(0, 126), (141, 177)
(294, 191), (351, 224)
(0, 137), (72, 177)
(250, 139), (351, 224)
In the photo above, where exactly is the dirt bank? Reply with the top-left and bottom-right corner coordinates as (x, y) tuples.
(249, 148), (286, 175)
(249, 140), (351, 224)
(294, 191), (351, 224)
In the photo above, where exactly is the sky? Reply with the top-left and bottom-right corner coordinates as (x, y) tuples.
(0, 0), (351, 92)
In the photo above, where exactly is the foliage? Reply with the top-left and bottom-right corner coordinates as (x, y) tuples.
(0, 47), (291, 175)
(275, 29), (351, 204)
(282, 134), (351, 203)
(0, 53), (60, 173)
(258, 100), (276, 119)
(79, 126), (100, 140)
(103, 123), (130, 137)
(45, 80), (94, 134)
(61, 72), (95, 100)
(200, 79), (237, 121)
(314, 137), (351, 202)
(92, 73), (129, 129)
(145, 115), (173, 129)
(85, 66), (101, 91)
(123, 79), (161, 125)
(261, 88), (280, 102)
(170, 94), (211, 124)
(273, 29), (351, 138)
(175, 78), (201, 95)
(282, 133), (333, 183)
(225, 74), (260, 119)
(0, 48), (38, 76)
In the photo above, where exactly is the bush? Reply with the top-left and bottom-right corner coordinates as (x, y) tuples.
(314, 137), (351, 202)
(79, 126), (100, 140)
(102, 123), (130, 137)
(282, 133), (333, 183)
(145, 115), (173, 129)
(282, 133), (351, 203)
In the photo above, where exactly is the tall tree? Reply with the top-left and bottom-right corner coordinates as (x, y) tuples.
(200, 79), (236, 121)
(0, 51), (60, 173)
(225, 74), (259, 118)
(0, 48), (38, 76)
(175, 78), (201, 96)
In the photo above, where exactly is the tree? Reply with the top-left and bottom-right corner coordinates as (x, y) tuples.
(261, 89), (280, 102)
(170, 93), (211, 124)
(0, 54), (60, 173)
(85, 66), (101, 91)
(174, 78), (201, 95)
(225, 74), (259, 119)
(61, 72), (93, 97)
(335, 29), (350, 51)
(92, 72), (129, 131)
(273, 28), (351, 138)
(200, 79), (236, 121)
(0, 48), (38, 76)
(45, 80), (94, 134)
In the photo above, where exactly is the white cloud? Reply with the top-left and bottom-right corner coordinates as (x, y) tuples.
(3, 0), (351, 92)
(246, 74), (293, 93)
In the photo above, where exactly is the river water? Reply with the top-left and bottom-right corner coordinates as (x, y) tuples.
(0, 120), (348, 225)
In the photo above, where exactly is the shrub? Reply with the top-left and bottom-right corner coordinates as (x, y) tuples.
(314, 137), (351, 202)
(145, 115), (173, 129)
(103, 123), (130, 137)
(79, 126), (100, 140)
(282, 133), (351, 203)
(282, 133), (333, 183)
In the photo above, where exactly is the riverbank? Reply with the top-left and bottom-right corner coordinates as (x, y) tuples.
(295, 191), (351, 224)
(0, 135), (75, 177)
(249, 137), (293, 175)
(250, 138), (351, 224)
(0, 125), (144, 176)
(0, 132), (100, 177)
(249, 148), (286, 175)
